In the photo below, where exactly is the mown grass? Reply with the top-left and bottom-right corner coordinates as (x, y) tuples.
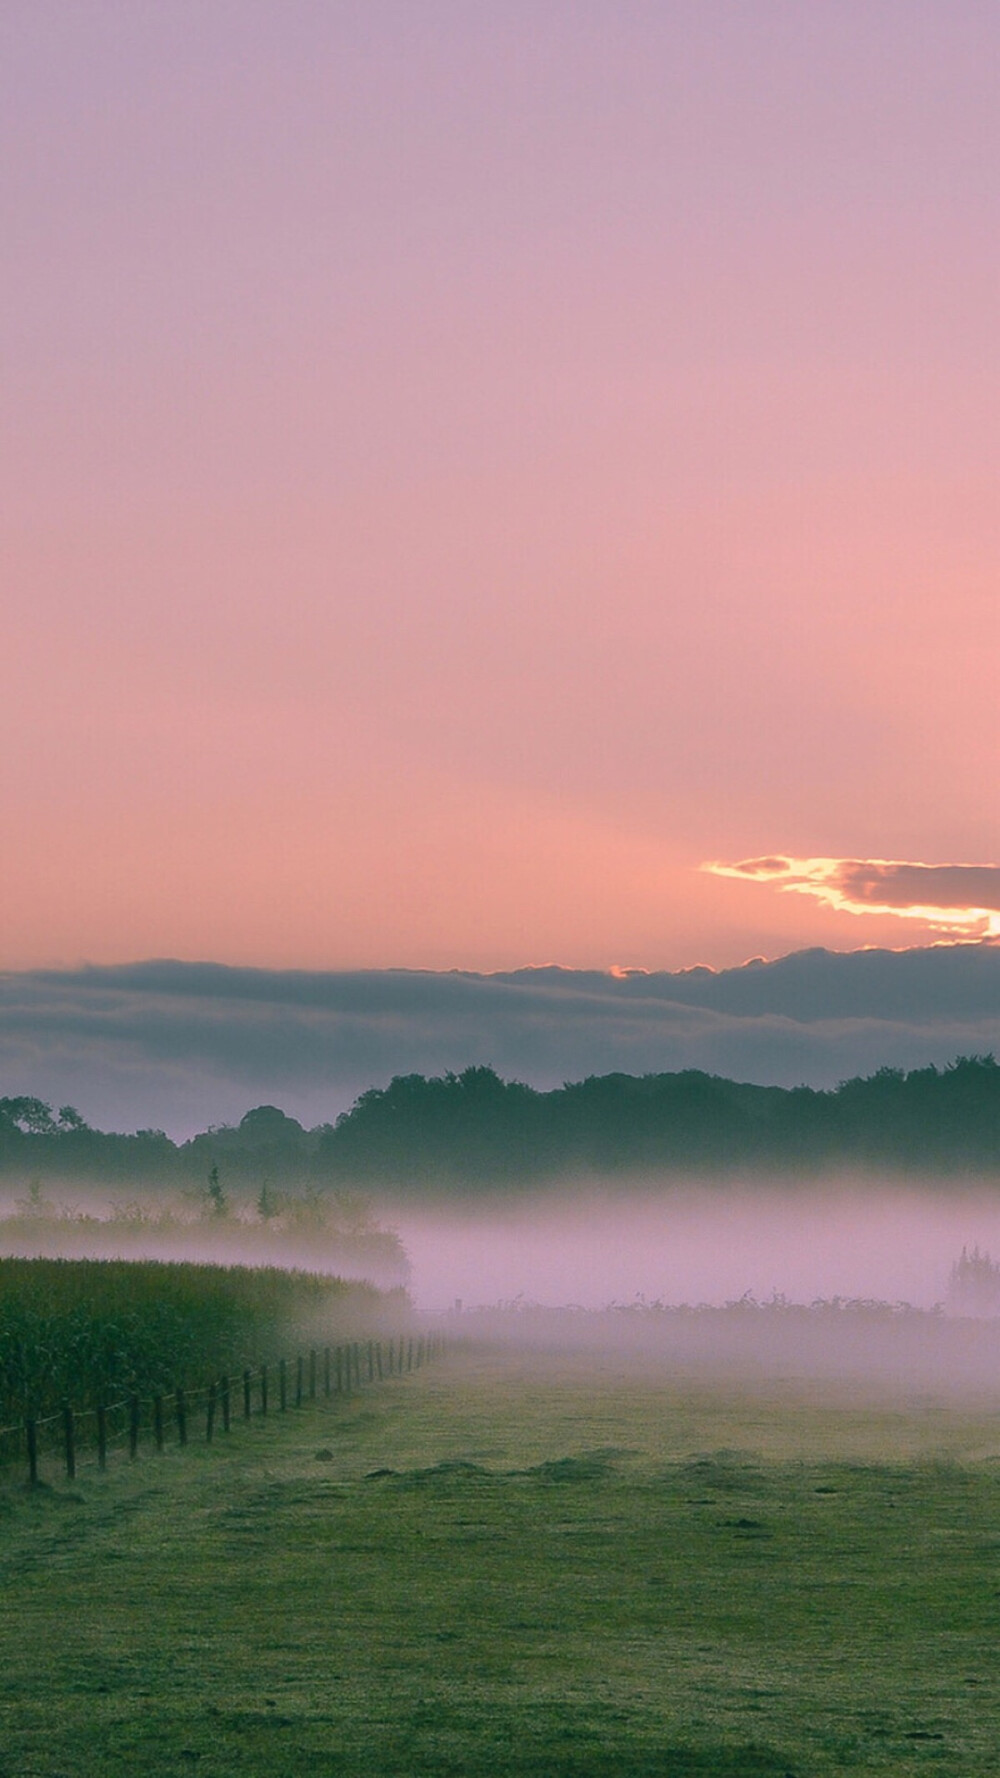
(2, 1345), (1000, 1775)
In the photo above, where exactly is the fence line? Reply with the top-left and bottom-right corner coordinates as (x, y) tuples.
(2, 1331), (446, 1489)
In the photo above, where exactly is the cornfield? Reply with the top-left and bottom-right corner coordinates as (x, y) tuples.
(0, 1256), (400, 1420)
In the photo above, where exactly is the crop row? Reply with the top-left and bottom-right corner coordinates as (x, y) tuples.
(0, 1256), (406, 1420)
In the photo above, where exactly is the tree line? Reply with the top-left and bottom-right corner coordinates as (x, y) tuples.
(2, 1055), (999, 1192)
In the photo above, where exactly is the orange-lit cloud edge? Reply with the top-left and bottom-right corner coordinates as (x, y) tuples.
(703, 856), (1000, 941)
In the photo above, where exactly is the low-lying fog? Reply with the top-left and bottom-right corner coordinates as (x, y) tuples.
(390, 1179), (1000, 1316)
(6, 1174), (1000, 1322)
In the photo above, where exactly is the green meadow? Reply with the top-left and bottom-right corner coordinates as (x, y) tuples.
(3, 1343), (1000, 1776)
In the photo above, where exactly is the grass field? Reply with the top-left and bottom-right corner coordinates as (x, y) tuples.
(2, 1342), (1000, 1776)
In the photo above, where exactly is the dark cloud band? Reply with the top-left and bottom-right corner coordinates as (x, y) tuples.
(1, 947), (999, 1137)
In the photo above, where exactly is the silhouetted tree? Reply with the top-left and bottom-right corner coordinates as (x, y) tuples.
(205, 1164), (228, 1217)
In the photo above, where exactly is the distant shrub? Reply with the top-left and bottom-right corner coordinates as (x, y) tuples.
(947, 1244), (1000, 1317)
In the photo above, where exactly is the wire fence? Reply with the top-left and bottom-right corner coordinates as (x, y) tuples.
(0, 1331), (445, 1487)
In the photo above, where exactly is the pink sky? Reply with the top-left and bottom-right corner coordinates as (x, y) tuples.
(4, 3), (998, 972)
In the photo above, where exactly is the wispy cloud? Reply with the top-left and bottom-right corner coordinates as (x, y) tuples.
(705, 857), (1000, 938)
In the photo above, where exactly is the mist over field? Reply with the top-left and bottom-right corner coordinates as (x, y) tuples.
(5, 1167), (1000, 1330)
(382, 1178), (1000, 1399)
(0, 1182), (411, 1291)
(390, 1178), (1000, 1317)
(5, 1170), (1000, 1315)
(8, 1166), (1000, 1400)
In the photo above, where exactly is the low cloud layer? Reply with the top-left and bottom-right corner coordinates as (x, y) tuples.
(1, 945), (999, 1136)
(707, 856), (1000, 937)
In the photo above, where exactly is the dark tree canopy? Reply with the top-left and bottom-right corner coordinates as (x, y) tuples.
(1, 1056), (999, 1192)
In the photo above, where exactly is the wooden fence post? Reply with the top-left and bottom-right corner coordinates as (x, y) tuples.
(279, 1357), (288, 1412)
(0, 1338), (416, 1491)
(63, 1402), (76, 1481)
